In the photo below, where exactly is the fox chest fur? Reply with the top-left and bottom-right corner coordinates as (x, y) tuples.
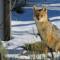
(38, 21), (60, 49)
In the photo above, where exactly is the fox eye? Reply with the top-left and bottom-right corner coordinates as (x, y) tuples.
(41, 15), (43, 17)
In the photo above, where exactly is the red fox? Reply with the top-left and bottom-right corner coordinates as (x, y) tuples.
(33, 5), (60, 52)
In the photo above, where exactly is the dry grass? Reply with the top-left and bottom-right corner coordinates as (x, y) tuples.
(24, 41), (48, 54)
(0, 41), (8, 60)
(23, 41), (50, 60)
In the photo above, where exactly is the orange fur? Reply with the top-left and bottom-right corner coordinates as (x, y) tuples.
(33, 6), (60, 52)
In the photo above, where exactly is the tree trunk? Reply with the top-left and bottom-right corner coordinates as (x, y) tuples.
(0, 53), (2, 60)
(4, 0), (10, 41)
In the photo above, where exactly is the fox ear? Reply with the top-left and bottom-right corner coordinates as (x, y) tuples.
(42, 8), (47, 12)
(44, 8), (46, 11)
(33, 5), (38, 16)
(33, 5), (38, 11)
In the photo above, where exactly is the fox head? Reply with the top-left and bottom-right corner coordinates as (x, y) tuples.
(33, 6), (48, 22)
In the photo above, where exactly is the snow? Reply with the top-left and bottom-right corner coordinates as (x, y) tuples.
(44, 3), (60, 7)
(11, 20), (35, 25)
(50, 16), (60, 20)
(5, 35), (41, 49)
(1, 16), (60, 59)
(5, 52), (60, 60)
(4, 20), (41, 49)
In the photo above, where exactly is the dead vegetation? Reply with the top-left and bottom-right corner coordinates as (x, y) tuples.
(0, 41), (7, 60)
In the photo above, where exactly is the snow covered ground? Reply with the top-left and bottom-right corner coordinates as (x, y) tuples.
(4, 18), (60, 50)
(2, 17), (60, 59)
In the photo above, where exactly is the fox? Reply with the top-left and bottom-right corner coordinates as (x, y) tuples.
(33, 5), (60, 52)
(22, 6), (60, 59)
